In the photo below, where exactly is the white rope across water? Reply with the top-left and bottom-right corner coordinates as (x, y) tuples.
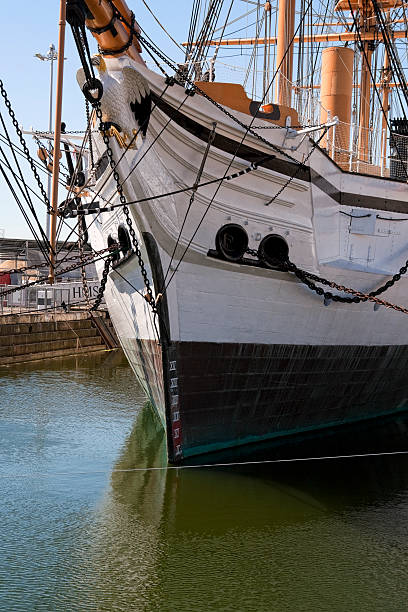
(1, 449), (408, 478)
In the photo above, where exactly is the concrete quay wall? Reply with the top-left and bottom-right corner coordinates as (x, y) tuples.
(0, 310), (118, 365)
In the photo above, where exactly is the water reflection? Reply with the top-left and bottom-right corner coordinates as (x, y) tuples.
(91, 405), (408, 612)
(1, 354), (408, 612)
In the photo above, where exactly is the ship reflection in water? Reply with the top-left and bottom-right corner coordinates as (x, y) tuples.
(0, 354), (408, 611)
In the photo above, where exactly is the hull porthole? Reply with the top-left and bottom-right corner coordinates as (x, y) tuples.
(258, 234), (289, 268)
(215, 224), (249, 262)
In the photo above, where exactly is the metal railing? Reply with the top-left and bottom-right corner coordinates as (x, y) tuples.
(0, 280), (103, 315)
(313, 120), (408, 179)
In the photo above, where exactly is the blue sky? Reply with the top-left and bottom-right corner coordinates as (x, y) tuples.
(0, 1), (192, 239)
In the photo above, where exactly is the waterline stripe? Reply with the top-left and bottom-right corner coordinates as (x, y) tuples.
(1, 449), (408, 478)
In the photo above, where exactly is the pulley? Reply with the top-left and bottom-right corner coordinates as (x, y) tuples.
(67, 0), (104, 106)
(82, 78), (104, 105)
(66, 0), (94, 27)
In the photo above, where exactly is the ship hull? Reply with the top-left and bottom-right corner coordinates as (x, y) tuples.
(165, 340), (408, 458)
(118, 309), (408, 462)
(111, 246), (408, 461)
(84, 59), (408, 462)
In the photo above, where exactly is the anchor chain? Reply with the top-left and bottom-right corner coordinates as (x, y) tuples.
(85, 99), (95, 168)
(287, 259), (408, 315)
(0, 79), (51, 215)
(244, 247), (408, 313)
(67, 7), (157, 315)
(0, 249), (113, 278)
(94, 103), (157, 314)
(90, 254), (112, 311)
(77, 214), (91, 308)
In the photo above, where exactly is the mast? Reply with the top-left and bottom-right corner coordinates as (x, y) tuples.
(48, 0), (66, 285)
(82, 0), (144, 64)
(381, 46), (391, 165)
(275, 0), (296, 106)
(357, 0), (374, 164)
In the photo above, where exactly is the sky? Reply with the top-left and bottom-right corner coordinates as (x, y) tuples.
(0, 0), (195, 239)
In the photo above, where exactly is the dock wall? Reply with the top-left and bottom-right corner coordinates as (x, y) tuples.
(0, 310), (118, 365)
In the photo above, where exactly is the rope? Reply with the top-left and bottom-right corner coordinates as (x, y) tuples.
(139, 0), (185, 52)
(1, 449), (408, 478)
(0, 248), (113, 299)
(163, 121), (217, 283)
(264, 129), (327, 207)
(0, 115), (52, 262)
(0, 145), (50, 264)
(63, 158), (267, 216)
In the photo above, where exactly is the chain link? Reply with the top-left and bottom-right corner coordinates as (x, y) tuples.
(33, 129), (98, 135)
(0, 249), (107, 277)
(0, 261), (50, 276)
(85, 99), (95, 168)
(244, 245), (408, 313)
(0, 79), (51, 214)
(94, 104), (158, 314)
(136, 34), (306, 167)
(287, 259), (408, 314)
(246, 248), (258, 257)
(77, 215), (91, 308)
(90, 255), (112, 311)
(0, 248), (112, 298)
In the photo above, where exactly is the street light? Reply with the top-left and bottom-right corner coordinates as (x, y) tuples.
(35, 44), (58, 240)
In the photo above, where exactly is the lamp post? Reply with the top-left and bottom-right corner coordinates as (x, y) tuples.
(35, 44), (58, 240)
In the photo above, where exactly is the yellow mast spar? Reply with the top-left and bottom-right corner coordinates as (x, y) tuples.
(48, 0), (67, 285)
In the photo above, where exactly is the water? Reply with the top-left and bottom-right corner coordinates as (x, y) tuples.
(1, 353), (408, 611)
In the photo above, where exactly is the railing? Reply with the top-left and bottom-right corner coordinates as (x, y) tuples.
(311, 120), (408, 179)
(0, 281), (102, 315)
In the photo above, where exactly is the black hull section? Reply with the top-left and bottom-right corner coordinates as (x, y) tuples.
(168, 341), (408, 461)
(131, 340), (408, 462)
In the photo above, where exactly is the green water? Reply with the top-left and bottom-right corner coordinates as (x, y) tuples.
(1, 353), (408, 612)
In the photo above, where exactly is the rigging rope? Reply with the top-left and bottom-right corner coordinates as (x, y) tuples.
(0, 114), (51, 257)
(63, 158), (270, 216)
(264, 128), (328, 206)
(0, 248), (113, 299)
(163, 121), (218, 284)
(346, 0), (408, 179)
(139, 0), (185, 52)
(1, 448), (408, 478)
(0, 80), (53, 228)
